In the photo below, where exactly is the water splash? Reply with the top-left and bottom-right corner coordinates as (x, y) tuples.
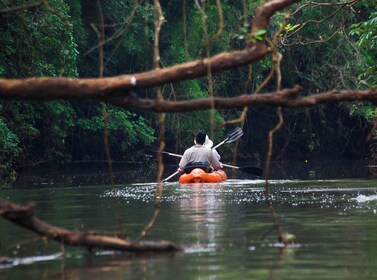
(355, 194), (377, 203)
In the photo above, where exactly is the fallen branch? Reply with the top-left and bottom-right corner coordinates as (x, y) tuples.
(0, 199), (182, 253)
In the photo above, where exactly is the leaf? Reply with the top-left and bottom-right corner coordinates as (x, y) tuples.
(285, 23), (300, 32)
(255, 29), (267, 36)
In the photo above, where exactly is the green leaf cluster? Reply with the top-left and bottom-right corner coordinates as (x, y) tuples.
(350, 11), (377, 88)
(247, 29), (267, 43)
(0, 0), (157, 179)
(347, 2), (377, 143)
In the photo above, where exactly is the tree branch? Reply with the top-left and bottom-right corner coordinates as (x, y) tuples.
(0, 199), (181, 253)
(1, 0), (304, 107)
(0, 0), (373, 112)
(2, 84), (375, 112)
(0, 0), (46, 14)
(0, 44), (267, 99)
(109, 87), (377, 112)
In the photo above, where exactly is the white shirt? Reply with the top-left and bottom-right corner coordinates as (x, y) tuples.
(179, 145), (222, 170)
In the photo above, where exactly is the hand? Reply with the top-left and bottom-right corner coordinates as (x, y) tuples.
(177, 168), (183, 172)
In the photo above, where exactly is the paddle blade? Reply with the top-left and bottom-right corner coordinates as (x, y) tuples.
(224, 127), (243, 144)
(238, 166), (263, 176)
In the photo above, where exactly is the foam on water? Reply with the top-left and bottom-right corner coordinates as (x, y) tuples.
(355, 194), (377, 203)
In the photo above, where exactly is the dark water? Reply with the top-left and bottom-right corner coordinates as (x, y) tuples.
(1, 160), (377, 279)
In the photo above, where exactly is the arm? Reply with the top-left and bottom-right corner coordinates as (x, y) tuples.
(209, 149), (222, 170)
(179, 150), (189, 169)
(213, 148), (221, 160)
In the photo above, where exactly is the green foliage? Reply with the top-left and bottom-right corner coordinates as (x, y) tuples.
(284, 23), (300, 33)
(0, 114), (21, 180)
(350, 102), (377, 125)
(80, 0), (155, 76)
(0, 0), (158, 178)
(247, 29), (267, 43)
(1, 0), (376, 178)
(348, 4), (377, 144)
(0, 0), (78, 78)
(350, 11), (377, 88)
(350, 13), (377, 50)
(77, 107), (155, 149)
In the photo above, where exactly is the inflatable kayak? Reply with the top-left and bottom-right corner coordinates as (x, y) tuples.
(179, 168), (227, 184)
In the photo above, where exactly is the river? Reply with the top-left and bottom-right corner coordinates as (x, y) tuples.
(1, 160), (377, 279)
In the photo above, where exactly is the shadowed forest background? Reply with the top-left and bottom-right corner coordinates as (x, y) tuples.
(1, 0), (377, 184)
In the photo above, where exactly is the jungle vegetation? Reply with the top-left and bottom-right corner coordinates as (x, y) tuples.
(0, 0), (376, 183)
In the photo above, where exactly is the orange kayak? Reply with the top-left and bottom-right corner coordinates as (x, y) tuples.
(179, 168), (227, 184)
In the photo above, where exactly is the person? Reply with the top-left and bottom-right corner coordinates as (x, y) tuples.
(203, 134), (221, 161)
(178, 132), (222, 173)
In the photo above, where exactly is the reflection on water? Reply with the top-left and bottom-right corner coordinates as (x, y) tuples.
(1, 161), (377, 279)
(179, 184), (225, 252)
(0, 253), (63, 269)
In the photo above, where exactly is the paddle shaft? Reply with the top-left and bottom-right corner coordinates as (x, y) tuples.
(162, 171), (180, 182)
(213, 141), (225, 149)
(222, 163), (239, 169)
(162, 152), (239, 167)
(161, 151), (262, 176)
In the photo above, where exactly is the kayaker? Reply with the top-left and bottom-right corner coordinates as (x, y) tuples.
(178, 132), (223, 173)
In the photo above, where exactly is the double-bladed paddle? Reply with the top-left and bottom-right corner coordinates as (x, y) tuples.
(160, 151), (263, 177)
(162, 128), (243, 182)
(161, 128), (262, 181)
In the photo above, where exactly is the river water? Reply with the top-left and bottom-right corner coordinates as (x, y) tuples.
(1, 160), (377, 279)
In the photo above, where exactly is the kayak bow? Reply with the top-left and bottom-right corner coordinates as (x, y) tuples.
(179, 168), (227, 184)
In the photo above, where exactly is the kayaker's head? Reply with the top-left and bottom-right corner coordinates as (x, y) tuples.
(195, 132), (207, 145)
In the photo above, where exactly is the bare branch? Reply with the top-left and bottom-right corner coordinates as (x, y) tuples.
(251, 0), (300, 33)
(1, 82), (376, 112)
(140, 0), (166, 241)
(291, 0), (359, 16)
(0, 45), (267, 97)
(0, 199), (181, 253)
(0, 0), (46, 14)
(0, 0), (67, 23)
(0, 0), (301, 106)
(283, 0), (359, 46)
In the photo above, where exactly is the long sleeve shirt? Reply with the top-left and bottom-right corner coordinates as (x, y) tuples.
(179, 145), (222, 170)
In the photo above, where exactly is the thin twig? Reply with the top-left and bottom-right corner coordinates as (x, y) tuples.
(139, 0), (165, 240)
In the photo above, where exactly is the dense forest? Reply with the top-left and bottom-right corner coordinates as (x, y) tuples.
(0, 0), (376, 183)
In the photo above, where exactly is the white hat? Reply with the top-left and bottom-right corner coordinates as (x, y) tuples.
(204, 135), (213, 148)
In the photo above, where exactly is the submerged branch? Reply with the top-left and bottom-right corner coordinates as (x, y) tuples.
(0, 199), (182, 253)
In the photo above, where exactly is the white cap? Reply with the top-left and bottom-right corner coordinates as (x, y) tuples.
(204, 135), (213, 148)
